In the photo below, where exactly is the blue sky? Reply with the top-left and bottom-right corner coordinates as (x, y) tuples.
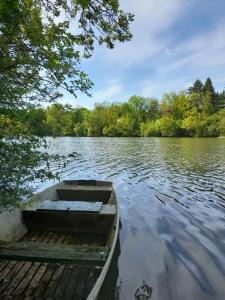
(61, 0), (225, 109)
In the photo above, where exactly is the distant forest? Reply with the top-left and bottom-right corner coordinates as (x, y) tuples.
(14, 78), (225, 137)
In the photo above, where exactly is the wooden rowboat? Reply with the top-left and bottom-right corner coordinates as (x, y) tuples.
(0, 180), (119, 299)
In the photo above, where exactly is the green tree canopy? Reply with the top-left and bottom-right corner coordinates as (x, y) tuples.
(0, 0), (134, 109)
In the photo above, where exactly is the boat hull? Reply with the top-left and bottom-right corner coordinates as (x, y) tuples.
(0, 180), (119, 299)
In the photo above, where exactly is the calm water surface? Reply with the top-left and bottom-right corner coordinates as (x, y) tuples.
(38, 137), (225, 300)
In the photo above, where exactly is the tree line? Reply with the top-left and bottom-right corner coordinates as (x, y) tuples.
(20, 78), (225, 137)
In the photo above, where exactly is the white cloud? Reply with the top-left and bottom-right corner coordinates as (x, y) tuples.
(140, 80), (159, 97)
(164, 23), (225, 72)
(93, 82), (123, 102)
(137, 20), (225, 98)
(93, 0), (192, 69)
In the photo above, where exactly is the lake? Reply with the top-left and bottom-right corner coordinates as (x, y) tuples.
(39, 137), (225, 300)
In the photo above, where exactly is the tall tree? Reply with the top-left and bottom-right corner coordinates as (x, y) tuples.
(203, 77), (216, 112)
(127, 95), (147, 134)
(217, 90), (225, 109)
(203, 78), (215, 95)
(188, 79), (203, 94)
(146, 98), (160, 120)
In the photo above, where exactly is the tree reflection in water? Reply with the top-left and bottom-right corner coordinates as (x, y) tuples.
(134, 281), (153, 299)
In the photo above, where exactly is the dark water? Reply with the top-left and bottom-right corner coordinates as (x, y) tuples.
(39, 137), (225, 300)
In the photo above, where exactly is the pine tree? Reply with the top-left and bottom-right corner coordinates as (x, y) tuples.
(203, 78), (215, 95)
(188, 79), (203, 94)
(217, 90), (225, 109)
(203, 78), (216, 113)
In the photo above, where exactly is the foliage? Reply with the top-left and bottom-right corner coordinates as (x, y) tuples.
(218, 109), (225, 136)
(0, 112), (76, 209)
(116, 116), (133, 136)
(21, 78), (225, 139)
(140, 121), (160, 137)
(158, 117), (178, 137)
(0, 0), (134, 208)
(0, 0), (134, 108)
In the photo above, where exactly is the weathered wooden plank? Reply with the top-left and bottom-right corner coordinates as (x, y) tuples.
(44, 264), (65, 298)
(57, 188), (111, 203)
(23, 206), (115, 234)
(0, 261), (17, 287)
(37, 200), (102, 213)
(101, 204), (116, 215)
(33, 264), (56, 297)
(84, 266), (102, 298)
(0, 261), (25, 294)
(9, 233), (65, 297)
(13, 262), (40, 296)
(0, 230), (106, 298)
(64, 265), (81, 300)
(11, 231), (58, 297)
(71, 265), (89, 299)
(21, 231), (46, 243)
(53, 232), (66, 245)
(23, 263), (48, 297)
(3, 261), (32, 296)
(0, 260), (9, 273)
(46, 231), (59, 244)
(54, 265), (74, 298)
(0, 242), (108, 265)
(62, 181), (112, 191)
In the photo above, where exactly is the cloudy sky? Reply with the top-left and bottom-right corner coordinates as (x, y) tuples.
(62, 0), (225, 108)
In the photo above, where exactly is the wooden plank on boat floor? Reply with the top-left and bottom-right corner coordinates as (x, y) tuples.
(23, 205), (115, 233)
(84, 266), (102, 298)
(33, 263), (56, 297)
(57, 188), (112, 203)
(0, 242), (108, 265)
(0, 261), (17, 289)
(37, 200), (103, 213)
(64, 265), (81, 300)
(71, 265), (89, 299)
(3, 261), (33, 296)
(23, 263), (48, 297)
(54, 265), (74, 298)
(44, 264), (65, 298)
(0, 261), (25, 294)
(0, 260), (9, 272)
(12, 262), (40, 296)
(1, 263), (101, 299)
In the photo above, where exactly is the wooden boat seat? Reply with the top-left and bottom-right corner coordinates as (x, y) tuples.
(57, 187), (112, 203)
(0, 241), (108, 265)
(23, 204), (116, 233)
(37, 200), (103, 213)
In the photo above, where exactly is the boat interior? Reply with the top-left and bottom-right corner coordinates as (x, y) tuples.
(0, 180), (116, 299)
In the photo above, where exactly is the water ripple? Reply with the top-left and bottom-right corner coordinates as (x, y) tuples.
(36, 137), (225, 300)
